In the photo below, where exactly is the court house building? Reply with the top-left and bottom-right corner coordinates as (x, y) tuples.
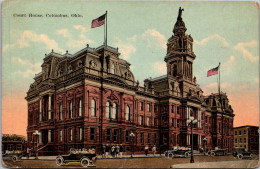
(26, 8), (235, 155)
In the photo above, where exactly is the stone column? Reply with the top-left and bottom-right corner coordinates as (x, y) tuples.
(39, 98), (42, 121)
(48, 94), (52, 120)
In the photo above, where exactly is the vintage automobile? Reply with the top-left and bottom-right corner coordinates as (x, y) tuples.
(233, 147), (253, 159)
(208, 149), (228, 156)
(165, 149), (191, 158)
(56, 148), (97, 168)
(2, 150), (26, 162)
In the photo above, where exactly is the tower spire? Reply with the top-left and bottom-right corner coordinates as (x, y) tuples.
(173, 7), (187, 35)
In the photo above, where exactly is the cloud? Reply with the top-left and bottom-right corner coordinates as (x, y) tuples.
(3, 30), (65, 53)
(57, 29), (71, 38)
(57, 25), (94, 48)
(14, 69), (40, 78)
(203, 82), (234, 95)
(142, 29), (166, 49)
(194, 34), (229, 46)
(127, 35), (137, 42)
(234, 40), (259, 62)
(222, 55), (236, 73)
(153, 61), (166, 75)
(114, 37), (136, 60)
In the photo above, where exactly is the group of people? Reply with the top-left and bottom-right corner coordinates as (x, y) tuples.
(102, 144), (124, 158)
(145, 145), (157, 156)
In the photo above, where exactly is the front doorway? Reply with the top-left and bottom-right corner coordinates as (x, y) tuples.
(190, 134), (198, 150)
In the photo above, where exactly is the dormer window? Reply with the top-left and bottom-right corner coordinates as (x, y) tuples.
(67, 65), (73, 73)
(77, 60), (83, 68)
(111, 63), (116, 74)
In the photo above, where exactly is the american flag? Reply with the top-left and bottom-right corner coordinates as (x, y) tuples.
(91, 14), (106, 28)
(207, 66), (219, 77)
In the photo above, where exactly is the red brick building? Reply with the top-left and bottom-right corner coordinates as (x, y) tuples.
(26, 8), (234, 155)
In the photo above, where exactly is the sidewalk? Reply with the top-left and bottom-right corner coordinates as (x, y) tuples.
(170, 160), (259, 168)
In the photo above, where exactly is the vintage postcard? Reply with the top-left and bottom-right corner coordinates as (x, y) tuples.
(1, 0), (259, 168)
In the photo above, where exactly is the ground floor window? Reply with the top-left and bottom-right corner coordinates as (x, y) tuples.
(90, 128), (95, 140)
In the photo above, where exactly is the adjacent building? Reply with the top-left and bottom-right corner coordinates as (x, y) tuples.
(26, 8), (235, 155)
(234, 125), (259, 154)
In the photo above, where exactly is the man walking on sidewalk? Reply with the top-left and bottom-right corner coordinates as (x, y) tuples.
(145, 145), (149, 156)
(152, 145), (157, 156)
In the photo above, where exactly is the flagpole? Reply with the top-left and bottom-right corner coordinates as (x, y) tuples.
(105, 11), (107, 47)
(218, 62), (221, 95)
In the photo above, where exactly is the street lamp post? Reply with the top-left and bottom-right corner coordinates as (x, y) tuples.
(186, 117), (197, 163)
(130, 132), (135, 158)
(33, 130), (40, 160)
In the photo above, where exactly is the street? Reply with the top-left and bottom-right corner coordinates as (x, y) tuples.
(2, 155), (259, 168)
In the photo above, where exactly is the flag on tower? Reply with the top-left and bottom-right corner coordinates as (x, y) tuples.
(207, 66), (219, 77)
(91, 14), (106, 28)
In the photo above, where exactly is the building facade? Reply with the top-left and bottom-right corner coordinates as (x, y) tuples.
(234, 125), (259, 154)
(26, 8), (234, 155)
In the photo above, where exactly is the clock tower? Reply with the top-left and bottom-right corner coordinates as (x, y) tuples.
(165, 7), (196, 82)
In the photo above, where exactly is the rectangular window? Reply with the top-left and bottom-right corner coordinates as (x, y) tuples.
(235, 138), (237, 143)
(244, 138), (247, 143)
(164, 104), (168, 112)
(148, 133), (151, 143)
(239, 130), (242, 135)
(140, 133), (144, 143)
(154, 118), (158, 126)
(70, 128), (73, 141)
(171, 105), (174, 113)
(148, 104), (151, 112)
(171, 118), (174, 127)
(114, 129), (118, 141)
(147, 117), (150, 126)
(16, 144), (22, 151)
(126, 131), (130, 142)
(235, 131), (237, 135)
(70, 101), (73, 119)
(79, 127), (83, 141)
(164, 117), (168, 125)
(177, 119), (180, 127)
(90, 128), (95, 140)
(107, 129), (111, 141)
(177, 106), (180, 114)
(244, 130), (246, 135)
(154, 134), (157, 144)
(140, 116), (143, 125)
(140, 102), (144, 111)
(240, 138), (242, 143)
(48, 130), (52, 143)
(79, 99), (82, 117)
(60, 130), (63, 142)
(154, 105), (157, 113)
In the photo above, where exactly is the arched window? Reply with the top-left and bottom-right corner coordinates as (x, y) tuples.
(173, 63), (177, 76)
(91, 99), (96, 116)
(59, 104), (63, 120)
(111, 63), (116, 74)
(106, 101), (111, 118)
(70, 101), (73, 118)
(126, 105), (130, 121)
(112, 103), (117, 119)
(78, 99), (82, 117)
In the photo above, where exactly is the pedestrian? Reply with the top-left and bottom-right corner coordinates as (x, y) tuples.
(102, 144), (106, 158)
(145, 145), (149, 156)
(152, 145), (157, 156)
(26, 146), (30, 159)
(119, 144), (124, 158)
(105, 144), (110, 158)
(111, 144), (115, 158)
(116, 144), (120, 158)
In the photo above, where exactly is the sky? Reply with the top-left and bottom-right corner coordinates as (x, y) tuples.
(1, 1), (259, 136)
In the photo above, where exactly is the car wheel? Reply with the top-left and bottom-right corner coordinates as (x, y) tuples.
(207, 151), (211, 156)
(224, 152), (227, 156)
(56, 156), (64, 166)
(211, 152), (215, 156)
(81, 157), (90, 168)
(237, 154), (243, 160)
(250, 154), (253, 158)
(184, 152), (190, 158)
(168, 153), (173, 159)
(12, 156), (18, 162)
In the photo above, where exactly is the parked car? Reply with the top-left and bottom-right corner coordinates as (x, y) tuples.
(2, 150), (25, 162)
(233, 147), (253, 159)
(165, 149), (191, 158)
(56, 148), (97, 168)
(208, 149), (228, 156)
